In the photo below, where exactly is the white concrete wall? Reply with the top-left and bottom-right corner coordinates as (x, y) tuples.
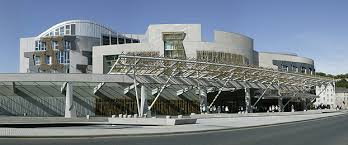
(214, 31), (254, 64)
(19, 37), (35, 73)
(92, 43), (157, 74)
(145, 24), (202, 56)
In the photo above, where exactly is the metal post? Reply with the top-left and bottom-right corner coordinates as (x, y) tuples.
(199, 86), (208, 113)
(278, 81), (283, 112)
(108, 31), (111, 45)
(148, 70), (176, 111)
(245, 88), (252, 113)
(303, 98), (307, 111)
(140, 85), (148, 117)
(116, 32), (119, 44)
(283, 93), (297, 109)
(252, 85), (271, 108)
(208, 73), (234, 108)
(133, 68), (140, 115)
(278, 97), (283, 112)
(65, 82), (76, 118)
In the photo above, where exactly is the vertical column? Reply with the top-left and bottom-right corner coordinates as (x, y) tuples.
(116, 32), (119, 44)
(303, 98), (307, 111)
(245, 88), (252, 113)
(278, 97), (283, 112)
(65, 82), (76, 118)
(140, 85), (148, 117)
(108, 31), (111, 45)
(199, 87), (207, 114)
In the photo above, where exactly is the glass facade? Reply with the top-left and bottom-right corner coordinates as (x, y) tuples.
(56, 51), (70, 64)
(272, 60), (315, 75)
(34, 56), (40, 65)
(101, 35), (139, 45)
(45, 24), (75, 37)
(163, 32), (186, 59)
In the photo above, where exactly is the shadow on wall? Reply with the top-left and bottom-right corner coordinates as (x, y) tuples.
(14, 87), (62, 116)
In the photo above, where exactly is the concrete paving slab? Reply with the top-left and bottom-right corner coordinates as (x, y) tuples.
(0, 111), (343, 137)
(108, 117), (197, 126)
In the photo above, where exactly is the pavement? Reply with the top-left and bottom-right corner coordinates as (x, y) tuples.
(0, 109), (344, 138)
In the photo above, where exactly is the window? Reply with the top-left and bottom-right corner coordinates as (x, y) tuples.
(35, 41), (40, 50)
(281, 65), (288, 72)
(65, 41), (71, 50)
(46, 56), (51, 64)
(41, 42), (47, 50)
(52, 41), (58, 50)
(34, 56), (40, 65)
(49, 31), (54, 36)
(111, 37), (117, 45)
(55, 28), (59, 36)
(65, 25), (70, 35)
(56, 51), (70, 64)
(71, 24), (76, 35)
(102, 36), (110, 45)
(59, 26), (64, 35)
(292, 65), (297, 72)
(118, 37), (124, 44)
(126, 39), (132, 43)
(301, 67), (306, 74)
(163, 32), (186, 59)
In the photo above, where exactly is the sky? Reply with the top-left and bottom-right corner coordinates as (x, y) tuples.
(0, 0), (347, 74)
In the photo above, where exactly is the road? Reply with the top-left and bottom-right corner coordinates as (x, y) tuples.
(1, 113), (348, 145)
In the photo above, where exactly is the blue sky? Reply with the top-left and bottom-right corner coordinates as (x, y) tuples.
(0, 0), (347, 74)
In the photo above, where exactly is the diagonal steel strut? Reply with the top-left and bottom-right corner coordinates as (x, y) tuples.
(208, 73), (234, 108)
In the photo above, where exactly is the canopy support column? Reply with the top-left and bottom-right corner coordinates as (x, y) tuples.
(278, 97), (284, 112)
(140, 85), (148, 117)
(65, 82), (76, 118)
(245, 88), (252, 113)
(199, 86), (208, 113)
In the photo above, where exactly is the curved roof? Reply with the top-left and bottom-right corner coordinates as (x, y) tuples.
(258, 51), (314, 65)
(214, 30), (253, 41)
(260, 51), (298, 56)
(37, 20), (117, 38)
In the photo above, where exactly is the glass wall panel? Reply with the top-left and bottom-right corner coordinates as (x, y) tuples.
(163, 32), (186, 59)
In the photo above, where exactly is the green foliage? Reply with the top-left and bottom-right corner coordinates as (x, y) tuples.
(315, 72), (348, 88)
(336, 79), (348, 88)
(315, 72), (327, 77)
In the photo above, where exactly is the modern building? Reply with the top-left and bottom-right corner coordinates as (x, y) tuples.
(335, 87), (348, 109)
(20, 20), (140, 74)
(11, 20), (332, 117)
(258, 52), (315, 74)
(93, 24), (256, 74)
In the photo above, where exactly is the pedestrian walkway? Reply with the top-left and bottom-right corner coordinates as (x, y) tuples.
(0, 111), (344, 137)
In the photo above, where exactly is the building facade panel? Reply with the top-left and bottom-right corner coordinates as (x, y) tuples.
(258, 52), (315, 74)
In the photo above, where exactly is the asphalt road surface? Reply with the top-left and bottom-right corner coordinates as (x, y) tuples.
(1, 113), (348, 145)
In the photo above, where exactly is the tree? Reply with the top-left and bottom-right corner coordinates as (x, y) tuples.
(336, 79), (348, 88)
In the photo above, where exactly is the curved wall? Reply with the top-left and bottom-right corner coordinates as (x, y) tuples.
(213, 31), (254, 64)
(142, 25), (254, 65)
(258, 52), (315, 74)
